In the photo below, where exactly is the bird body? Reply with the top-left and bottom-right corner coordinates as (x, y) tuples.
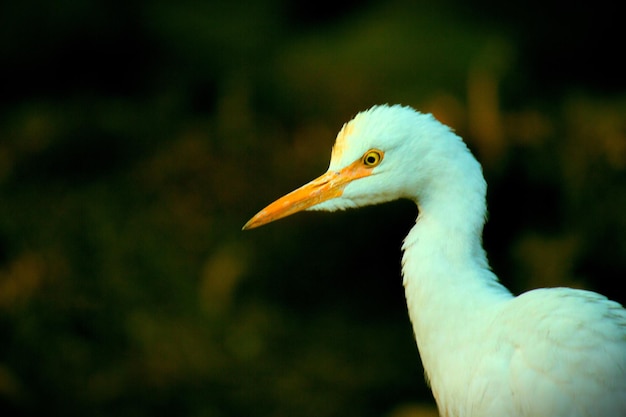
(244, 105), (626, 416)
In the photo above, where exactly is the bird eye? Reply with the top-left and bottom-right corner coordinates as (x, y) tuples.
(362, 150), (383, 167)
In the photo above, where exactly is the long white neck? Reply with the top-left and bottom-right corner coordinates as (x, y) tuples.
(400, 142), (513, 402)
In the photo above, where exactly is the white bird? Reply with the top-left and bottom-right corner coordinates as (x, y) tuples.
(243, 104), (626, 416)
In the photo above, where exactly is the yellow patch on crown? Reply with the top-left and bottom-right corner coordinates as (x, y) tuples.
(331, 119), (356, 162)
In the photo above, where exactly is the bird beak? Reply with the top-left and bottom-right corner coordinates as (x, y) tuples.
(242, 158), (372, 230)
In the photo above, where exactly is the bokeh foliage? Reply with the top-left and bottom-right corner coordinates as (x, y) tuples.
(0, 1), (624, 416)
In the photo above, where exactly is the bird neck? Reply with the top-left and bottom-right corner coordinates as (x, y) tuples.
(401, 158), (513, 385)
(401, 143), (507, 302)
(400, 169), (512, 407)
(402, 199), (509, 301)
(402, 202), (509, 305)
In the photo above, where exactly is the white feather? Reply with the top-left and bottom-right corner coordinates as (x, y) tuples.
(313, 104), (626, 416)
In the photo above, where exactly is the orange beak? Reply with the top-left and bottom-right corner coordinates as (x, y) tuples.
(242, 158), (373, 230)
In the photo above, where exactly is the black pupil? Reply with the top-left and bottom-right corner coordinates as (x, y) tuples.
(367, 155), (376, 164)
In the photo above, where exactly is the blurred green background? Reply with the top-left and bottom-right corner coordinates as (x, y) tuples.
(1, 0), (624, 416)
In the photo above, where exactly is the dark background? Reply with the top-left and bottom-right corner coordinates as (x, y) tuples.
(0, 1), (624, 416)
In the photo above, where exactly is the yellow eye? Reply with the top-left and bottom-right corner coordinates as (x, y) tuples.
(362, 149), (383, 167)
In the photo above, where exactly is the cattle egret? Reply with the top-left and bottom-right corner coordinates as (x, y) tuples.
(243, 104), (626, 416)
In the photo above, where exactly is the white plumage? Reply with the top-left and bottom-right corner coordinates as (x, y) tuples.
(244, 104), (626, 416)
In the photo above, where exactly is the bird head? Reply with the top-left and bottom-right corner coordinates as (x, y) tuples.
(243, 104), (464, 230)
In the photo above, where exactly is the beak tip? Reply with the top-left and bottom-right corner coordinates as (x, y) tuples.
(241, 220), (254, 231)
(242, 214), (265, 230)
